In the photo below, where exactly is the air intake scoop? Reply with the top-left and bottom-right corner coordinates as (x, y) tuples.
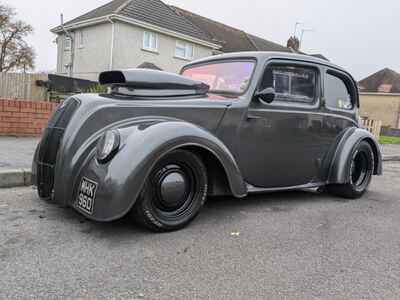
(99, 69), (209, 95)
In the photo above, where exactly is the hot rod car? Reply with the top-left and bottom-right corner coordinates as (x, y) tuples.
(33, 52), (382, 231)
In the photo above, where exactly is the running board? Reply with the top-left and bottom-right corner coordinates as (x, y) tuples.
(246, 182), (325, 194)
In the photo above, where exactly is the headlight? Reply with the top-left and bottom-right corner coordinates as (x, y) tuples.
(96, 130), (120, 163)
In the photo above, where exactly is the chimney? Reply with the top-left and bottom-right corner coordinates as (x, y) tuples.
(287, 36), (300, 52)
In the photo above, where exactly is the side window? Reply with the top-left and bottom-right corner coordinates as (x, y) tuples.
(261, 65), (317, 104)
(175, 40), (195, 60)
(325, 72), (353, 110)
(77, 30), (84, 49)
(64, 36), (71, 51)
(142, 31), (158, 52)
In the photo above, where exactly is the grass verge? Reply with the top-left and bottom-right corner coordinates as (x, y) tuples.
(380, 136), (400, 145)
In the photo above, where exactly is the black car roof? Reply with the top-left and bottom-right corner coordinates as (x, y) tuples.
(185, 51), (348, 75)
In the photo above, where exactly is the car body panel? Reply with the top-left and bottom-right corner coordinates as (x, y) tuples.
(235, 108), (357, 188)
(51, 94), (235, 208)
(32, 52), (383, 222)
(328, 127), (383, 184)
(73, 121), (247, 221)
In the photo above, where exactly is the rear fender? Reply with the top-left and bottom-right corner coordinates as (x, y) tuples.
(328, 127), (383, 184)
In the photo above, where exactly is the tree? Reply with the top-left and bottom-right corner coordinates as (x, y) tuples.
(0, 3), (35, 72)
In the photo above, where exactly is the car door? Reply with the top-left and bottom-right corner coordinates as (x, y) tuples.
(236, 60), (327, 188)
(318, 68), (359, 180)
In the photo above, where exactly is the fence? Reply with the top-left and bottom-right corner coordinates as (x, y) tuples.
(0, 73), (48, 101)
(361, 118), (382, 139)
(381, 127), (400, 138)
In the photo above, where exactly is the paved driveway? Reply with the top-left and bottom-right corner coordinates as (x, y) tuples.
(0, 137), (39, 170)
(1, 162), (400, 299)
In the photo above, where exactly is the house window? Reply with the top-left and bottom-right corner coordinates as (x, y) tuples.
(77, 31), (84, 49)
(64, 36), (72, 51)
(175, 41), (194, 60)
(143, 31), (158, 52)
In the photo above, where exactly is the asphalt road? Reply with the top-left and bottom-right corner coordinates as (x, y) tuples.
(1, 162), (400, 299)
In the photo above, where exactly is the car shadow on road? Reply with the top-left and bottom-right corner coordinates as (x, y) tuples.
(201, 189), (341, 218)
(47, 189), (342, 240)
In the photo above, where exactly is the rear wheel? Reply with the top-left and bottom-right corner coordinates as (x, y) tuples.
(131, 150), (208, 232)
(327, 141), (374, 199)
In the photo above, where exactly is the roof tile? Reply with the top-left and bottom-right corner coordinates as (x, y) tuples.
(58, 0), (291, 52)
(63, 0), (128, 26)
(119, 0), (212, 42)
(170, 6), (257, 52)
(359, 68), (400, 93)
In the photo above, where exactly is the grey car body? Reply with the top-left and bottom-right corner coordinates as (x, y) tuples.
(32, 52), (383, 223)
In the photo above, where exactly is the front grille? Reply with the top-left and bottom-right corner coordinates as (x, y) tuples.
(37, 163), (55, 198)
(38, 128), (64, 164)
(37, 98), (79, 198)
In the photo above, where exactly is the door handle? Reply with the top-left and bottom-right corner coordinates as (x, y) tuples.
(247, 115), (262, 120)
(246, 115), (272, 128)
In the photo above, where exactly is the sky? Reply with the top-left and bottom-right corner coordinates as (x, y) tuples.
(6, 0), (400, 80)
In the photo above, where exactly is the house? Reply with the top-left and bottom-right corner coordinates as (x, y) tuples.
(51, 0), (292, 81)
(169, 6), (292, 54)
(358, 68), (400, 129)
(359, 68), (400, 93)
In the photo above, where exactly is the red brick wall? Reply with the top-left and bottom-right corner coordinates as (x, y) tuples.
(0, 99), (58, 136)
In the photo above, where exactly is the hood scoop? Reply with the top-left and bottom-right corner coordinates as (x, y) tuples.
(99, 69), (209, 96)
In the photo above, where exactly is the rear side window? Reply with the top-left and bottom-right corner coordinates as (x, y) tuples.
(261, 65), (317, 104)
(325, 72), (353, 110)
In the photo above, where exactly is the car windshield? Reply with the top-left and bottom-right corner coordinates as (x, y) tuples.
(182, 61), (256, 95)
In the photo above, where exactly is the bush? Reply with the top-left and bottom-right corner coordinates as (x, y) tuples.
(85, 84), (108, 93)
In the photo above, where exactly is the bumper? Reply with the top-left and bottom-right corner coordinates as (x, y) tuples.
(34, 148), (138, 222)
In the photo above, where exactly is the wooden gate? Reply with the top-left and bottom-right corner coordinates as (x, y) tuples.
(361, 118), (382, 139)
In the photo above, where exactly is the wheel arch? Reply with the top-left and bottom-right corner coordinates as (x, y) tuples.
(328, 127), (383, 184)
(179, 145), (236, 197)
(73, 120), (248, 222)
(363, 137), (382, 176)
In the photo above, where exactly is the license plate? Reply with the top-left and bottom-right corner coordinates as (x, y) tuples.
(76, 177), (98, 215)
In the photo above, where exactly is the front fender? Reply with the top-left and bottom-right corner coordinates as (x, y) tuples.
(328, 127), (383, 184)
(75, 120), (246, 221)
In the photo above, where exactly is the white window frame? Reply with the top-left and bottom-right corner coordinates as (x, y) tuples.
(77, 30), (84, 49)
(142, 31), (158, 53)
(175, 40), (194, 60)
(64, 36), (72, 51)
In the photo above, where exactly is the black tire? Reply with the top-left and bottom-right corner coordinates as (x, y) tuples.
(131, 150), (208, 232)
(327, 141), (374, 199)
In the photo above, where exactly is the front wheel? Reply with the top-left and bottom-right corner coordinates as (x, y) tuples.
(327, 141), (374, 199)
(131, 150), (208, 232)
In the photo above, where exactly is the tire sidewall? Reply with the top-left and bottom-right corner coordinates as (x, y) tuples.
(348, 141), (374, 194)
(138, 150), (208, 231)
